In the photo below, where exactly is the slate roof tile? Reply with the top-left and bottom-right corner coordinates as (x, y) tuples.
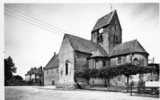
(64, 34), (108, 56)
(44, 54), (59, 70)
(110, 39), (148, 56)
(92, 10), (116, 31)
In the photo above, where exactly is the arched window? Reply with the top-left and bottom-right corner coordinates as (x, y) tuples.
(133, 58), (139, 65)
(65, 60), (70, 75)
(65, 62), (68, 75)
(97, 28), (104, 43)
(97, 33), (103, 43)
(103, 60), (106, 67)
(118, 57), (121, 64)
(99, 28), (104, 34)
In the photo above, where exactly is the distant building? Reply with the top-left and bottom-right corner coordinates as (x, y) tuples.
(146, 63), (159, 81)
(43, 10), (157, 88)
(43, 54), (59, 85)
(25, 66), (43, 85)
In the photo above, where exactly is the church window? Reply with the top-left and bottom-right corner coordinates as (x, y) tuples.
(97, 33), (103, 43)
(103, 61), (106, 67)
(52, 80), (55, 85)
(115, 36), (118, 41)
(133, 58), (139, 65)
(118, 57), (121, 64)
(116, 25), (118, 31)
(65, 62), (68, 75)
(61, 70), (63, 76)
(113, 34), (119, 44)
(94, 59), (97, 69)
(97, 28), (104, 43)
(122, 56), (126, 63)
(99, 28), (104, 34)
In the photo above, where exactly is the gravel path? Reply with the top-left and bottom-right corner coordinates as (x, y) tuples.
(5, 86), (158, 100)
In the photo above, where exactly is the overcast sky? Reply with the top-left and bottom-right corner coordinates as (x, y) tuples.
(5, 3), (159, 78)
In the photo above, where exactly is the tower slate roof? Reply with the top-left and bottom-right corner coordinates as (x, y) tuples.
(64, 34), (108, 56)
(110, 39), (148, 57)
(44, 54), (59, 70)
(92, 10), (117, 32)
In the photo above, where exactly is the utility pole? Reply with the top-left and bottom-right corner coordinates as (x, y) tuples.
(152, 57), (155, 63)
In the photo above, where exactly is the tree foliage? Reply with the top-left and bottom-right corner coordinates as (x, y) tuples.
(75, 64), (154, 80)
(75, 69), (90, 80)
(4, 56), (17, 84)
(10, 75), (23, 81)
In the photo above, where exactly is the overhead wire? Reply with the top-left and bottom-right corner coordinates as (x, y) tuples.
(5, 7), (74, 35)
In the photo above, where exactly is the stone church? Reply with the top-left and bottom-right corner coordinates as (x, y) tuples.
(43, 10), (149, 88)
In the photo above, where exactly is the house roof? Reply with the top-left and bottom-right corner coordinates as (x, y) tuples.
(64, 34), (108, 56)
(110, 39), (148, 57)
(92, 10), (116, 32)
(44, 54), (59, 70)
(25, 67), (43, 75)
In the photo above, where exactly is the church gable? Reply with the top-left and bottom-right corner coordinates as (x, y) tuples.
(58, 34), (75, 86)
(110, 39), (148, 57)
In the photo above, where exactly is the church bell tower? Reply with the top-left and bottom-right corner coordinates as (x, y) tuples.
(91, 10), (122, 55)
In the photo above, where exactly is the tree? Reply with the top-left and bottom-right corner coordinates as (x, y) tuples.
(10, 75), (23, 81)
(4, 56), (17, 85)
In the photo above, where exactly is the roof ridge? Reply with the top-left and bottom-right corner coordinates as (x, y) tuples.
(123, 39), (137, 43)
(64, 33), (90, 41)
(92, 10), (117, 31)
(44, 54), (58, 69)
(64, 33), (91, 51)
(111, 39), (148, 56)
(134, 40), (147, 53)
(112, 39), (137, 49)
(63, 33), (108, 56)
(97, 10), (116, 22)
(64, 33), (103, 48)
(108, 10), (117, 23)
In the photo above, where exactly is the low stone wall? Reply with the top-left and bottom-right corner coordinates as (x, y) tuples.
(56, 83), (76, 89)
(110, 75), (127, 87)
(89, 78), (105, 86)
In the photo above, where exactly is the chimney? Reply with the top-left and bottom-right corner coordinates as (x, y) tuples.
(54, 52), (56, 57)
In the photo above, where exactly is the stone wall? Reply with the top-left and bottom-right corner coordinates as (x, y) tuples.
(110, 53), (148, 66)
(89, 78), (105, 86)
(75, 51), (90, 71)
(110, 55), (131, 66)
(109, 53), (148, 87)
(109, 75), (127, 87)
(89, 57), (110, 86)
(44, 68), (58, 86)
(57, 37), (75, 88)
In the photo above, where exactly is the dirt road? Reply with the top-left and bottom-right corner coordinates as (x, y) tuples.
(5, 86), (158, 100)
